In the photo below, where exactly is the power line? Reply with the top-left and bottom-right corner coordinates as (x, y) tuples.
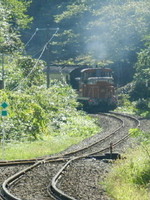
(12, 27), (59, 91)
(24, 27), (59, 57)
(24, 28), (38, 48)
(26, 28), (59, 78)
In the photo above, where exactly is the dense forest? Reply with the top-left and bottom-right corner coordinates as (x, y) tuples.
(0, 0), (150, 102)
(23, 0), (150, 87)
(0, 0), (101, 141)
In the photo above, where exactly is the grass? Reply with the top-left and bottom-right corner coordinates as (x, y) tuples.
(104, 145), (150, 200)
(0, 136), (82, 160)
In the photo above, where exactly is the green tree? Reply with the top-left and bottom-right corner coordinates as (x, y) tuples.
(1, 0), (32, 29)
(53, 0), (150, 64)
(0, 0), (32, 54)
(130, 35), (150, 100)
(4, 54), (46, 90)
(19, 0), (150, 86)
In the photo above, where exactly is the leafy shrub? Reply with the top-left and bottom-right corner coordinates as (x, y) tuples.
(5, 55), (46, 90)
(104, 145), (150, 200)
(135, 99), (149, 110)
(0, 90), (47, 141)
(0, 81), (100, 141)
(117, 94), (131, 107)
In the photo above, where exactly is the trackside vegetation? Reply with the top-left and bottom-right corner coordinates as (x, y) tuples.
(0, 82), (101, 159)
(104, 129), (150, 200)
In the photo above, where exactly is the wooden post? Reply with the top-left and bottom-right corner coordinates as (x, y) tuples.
(110, 142), (113, 159)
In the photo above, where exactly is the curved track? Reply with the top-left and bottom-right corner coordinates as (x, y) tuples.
(49, 112), (140, 200)
(0, 112), (140, 200)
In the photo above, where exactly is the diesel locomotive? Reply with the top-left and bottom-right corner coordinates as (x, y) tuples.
(47, 65), (117, 111)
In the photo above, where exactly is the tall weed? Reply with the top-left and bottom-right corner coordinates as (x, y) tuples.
(104, 145), (150, 200)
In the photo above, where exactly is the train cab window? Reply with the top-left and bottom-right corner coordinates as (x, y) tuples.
(107, 72), (112, 77)
(101, 72), (105, 77)
(66, 75), (70, 83)
(87, 79), (96, 84)
(100, 70), (112, 77)
(81, 72), (95, 83)
(81, 72), (88, 83)
(87, 77), (114, 84)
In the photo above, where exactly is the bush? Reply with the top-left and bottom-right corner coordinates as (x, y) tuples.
(135, 99), (149, 110)
(0, 81), (100, 141)
(104, 145), (150, 200)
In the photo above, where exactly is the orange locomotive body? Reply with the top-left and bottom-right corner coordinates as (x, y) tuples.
(77, 68), (117, 111)
(47, 65), (117, 112)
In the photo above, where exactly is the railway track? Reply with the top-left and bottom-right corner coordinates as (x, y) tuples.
(0, 112), (140, 200)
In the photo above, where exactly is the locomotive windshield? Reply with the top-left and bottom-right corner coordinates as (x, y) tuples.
(81, 68), (112, 83)
(87, 77), (113, 84)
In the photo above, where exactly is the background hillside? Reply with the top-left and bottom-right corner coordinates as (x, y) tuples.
(22, 0), (150, 89)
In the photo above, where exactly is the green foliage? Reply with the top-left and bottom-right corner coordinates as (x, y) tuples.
(90, 0), (149, 58)
(3, 54), (46, 90)
(117, 94), (131, 107)
(128, 128), (141, 137)
(0, 82), (100, 142)
(135, 35), (150, 72)
(130, 35), (150, 101)
(104, 145), (150, 200)
(1, 0), (32, 29)
(51, 0), (150, 64)
(129, 82), (149, 101)
(19, 0), (150, 88)
(54, 3), (88, 23)
(0, 0), (32, 54)
(16, 56), (46, 87)
(2, 137), (82, 160)
(57, 114), (99, 137)
(129, 128), (150, 146)
(0, 89), (47, 141)
(135, 99), (149, 110)
(137, 111), (150, 119)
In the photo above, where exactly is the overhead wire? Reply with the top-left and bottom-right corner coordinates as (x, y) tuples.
(31, 46), (45, 58)
(24, 28), (39, 48)
(12, 28), (59, 91)
(25, 28), (59, 78)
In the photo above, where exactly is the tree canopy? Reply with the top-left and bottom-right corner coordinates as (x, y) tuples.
(22, 0), (150, 86)
(52, 0), (150, 64)
(0, 0), (150, 99)
(0, 0), (32, 54)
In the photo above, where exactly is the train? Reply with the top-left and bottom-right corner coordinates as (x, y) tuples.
(47, 65), (117, 112)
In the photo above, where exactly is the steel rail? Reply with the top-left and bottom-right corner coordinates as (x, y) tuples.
(110, 111), (140, 127)
(1, 161), (41, 200)
(49, 159), (77, 200)
(49, 113), (140, 200)
(0, 113), (123, 200)
(0, 113), (123, 167)
(0, 158), (67, 200)
(61, 113), (124, 157)
(84, 112), (140, 157)
(0, 113), (140, 200)
(0, 156), (68, 167)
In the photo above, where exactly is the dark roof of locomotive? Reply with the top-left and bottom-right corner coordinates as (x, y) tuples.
(81, 68), (112, 73)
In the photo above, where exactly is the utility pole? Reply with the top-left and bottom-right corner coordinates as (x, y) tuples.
(46, 24), (50, 89)
(0, 54), (4, 89)
(2, 54), (4, 86)
(36, 26), (59, 88)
